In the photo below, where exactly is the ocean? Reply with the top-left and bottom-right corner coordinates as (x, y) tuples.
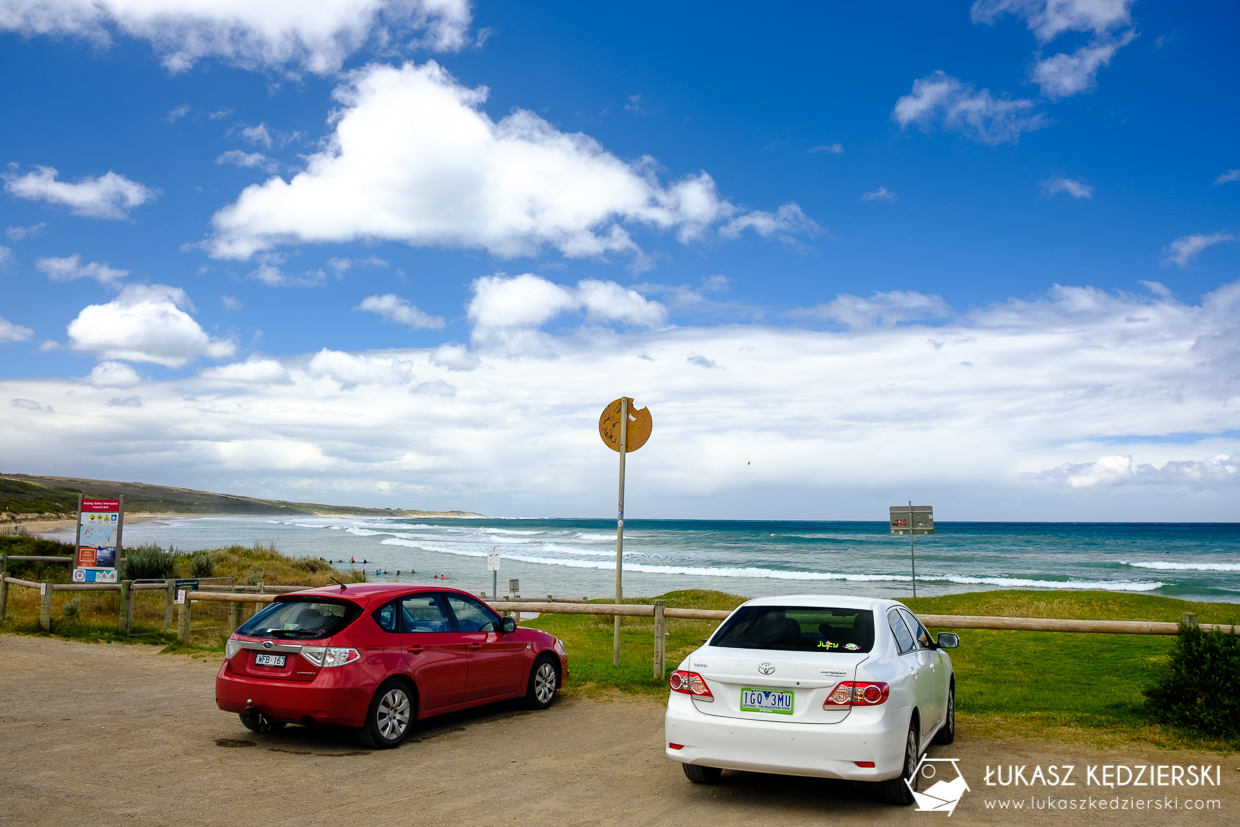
(43, 516), (1240, 604)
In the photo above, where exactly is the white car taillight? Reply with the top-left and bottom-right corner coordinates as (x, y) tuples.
(669, 670), (714, 701)
(824, 681), (890, 706)
(299, 646), (360, 668)
(225, 638), (242, 659)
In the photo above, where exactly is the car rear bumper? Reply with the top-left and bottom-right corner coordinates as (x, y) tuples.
(664, 693), (910, 781)
(215, 661), (375, 728)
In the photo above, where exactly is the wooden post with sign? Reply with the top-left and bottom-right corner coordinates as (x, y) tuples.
(164, 579), (175, 628)
(119, 579), (133, 635)
(39, 581), (54, 631)
(599, 397), (653, 667)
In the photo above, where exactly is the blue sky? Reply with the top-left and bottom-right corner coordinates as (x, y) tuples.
(1, 1), (1238, 520)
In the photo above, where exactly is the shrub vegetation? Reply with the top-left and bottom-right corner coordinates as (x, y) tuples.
(1144, 623), (1240, 739)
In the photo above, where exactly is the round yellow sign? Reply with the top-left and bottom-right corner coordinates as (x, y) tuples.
(598, 398), (652, 453)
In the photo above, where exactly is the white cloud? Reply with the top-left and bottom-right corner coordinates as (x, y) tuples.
(1162, 232), (1236, 268)
(687, 354), (719, 369)
(1214, 169), (1240, 186)
(4, 166), (156, 219)
(971, 0), (1134, 42)
(1042, 177), (1094, 198)
(88, 361), (142, 387)
(199, 357), (291, 384)
(165, 103), (190, 123)
(66, 284), (236, 367)
(0, 245), (12, 269)
(208, 61), (809, 261)
(1031, 31), (1135, 98)
(4, 278), (1240, 520)
(0, 314), (33, 343)
(6, 222), (46, 240)
(808, 144), (844, 155)
(861, 186), (898, 203)
(241, 123), (273, 149)
(217, 150), (279, 174)
(892, 72), (1046, 145)
(0, 0), (474, 74)
(10, 398), (53, 413)
(357, 293), (445, 330)
(429, 343), (479, 371)
(305, 349), (417, 388)
(801, 290), (952, 328)
(1031, 454), (1239, 488)
(625, 94), (645, 115)
(36, 254), (128, 285)
(467, 274), (666, 349)
(719, 203), (819, 243)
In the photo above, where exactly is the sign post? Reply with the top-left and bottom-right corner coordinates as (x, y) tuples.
(889, 502), (933, 598)
(487, 546), (500, 600)
(599, 397), (653, 667)
(73, 496), (123, 584)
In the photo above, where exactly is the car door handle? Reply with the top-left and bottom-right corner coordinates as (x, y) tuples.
(407, 645), (424, 654)
(467, 643), (483, 650)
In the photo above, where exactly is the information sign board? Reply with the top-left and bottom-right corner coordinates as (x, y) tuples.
(73, 497), (123, 583)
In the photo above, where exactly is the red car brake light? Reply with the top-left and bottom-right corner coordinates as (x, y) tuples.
(824, 681), (890, 706)
(669, 670), (714, 702)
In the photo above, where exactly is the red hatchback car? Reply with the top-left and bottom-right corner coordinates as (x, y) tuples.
(216, 584), (568, 748)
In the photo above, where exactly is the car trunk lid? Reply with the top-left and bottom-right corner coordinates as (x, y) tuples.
(688, 648), (869, 724)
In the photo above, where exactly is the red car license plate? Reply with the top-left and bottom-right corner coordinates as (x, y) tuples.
(254, 653), (286, 667)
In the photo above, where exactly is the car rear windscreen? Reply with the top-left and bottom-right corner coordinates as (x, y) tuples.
(710, 606), (876, 653)
(238, 599), (362, 640)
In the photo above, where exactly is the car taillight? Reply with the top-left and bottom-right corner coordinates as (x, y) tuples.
(225, 638), (242, 659)
(824, 681), (890, 706)
(669, 670), (714, 701)
(299, 646), (360, 668)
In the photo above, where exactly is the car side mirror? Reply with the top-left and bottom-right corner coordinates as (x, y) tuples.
(501, 617), (517, 633)
(936, 632), (959, 649)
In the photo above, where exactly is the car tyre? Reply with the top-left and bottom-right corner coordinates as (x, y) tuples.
(682, 763), (723, 784)
(932, 684), (956, 745)
(880, 720), (919, 806)
(357, 679), (414, 749)
(524, 654), (559, 710)
(238, 713), (285, 733)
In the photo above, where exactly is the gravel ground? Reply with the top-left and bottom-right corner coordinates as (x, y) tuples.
(0, 634), (1234, 826)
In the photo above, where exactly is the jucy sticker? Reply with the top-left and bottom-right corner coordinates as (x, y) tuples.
(740, 688), (794, 715)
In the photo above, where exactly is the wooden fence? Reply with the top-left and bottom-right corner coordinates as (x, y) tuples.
(3, 553), (1234, 682)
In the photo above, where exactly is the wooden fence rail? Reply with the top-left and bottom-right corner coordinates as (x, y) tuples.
(4, 577), (1235, 677)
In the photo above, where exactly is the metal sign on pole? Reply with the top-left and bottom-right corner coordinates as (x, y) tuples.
(73, 495), (124, 584)
(487, 546), (501, 600)
(599, 397), (653, 667)
(889, 503), (933, 598)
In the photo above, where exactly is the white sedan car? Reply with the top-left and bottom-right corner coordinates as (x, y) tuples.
(664, 595), (959, 805)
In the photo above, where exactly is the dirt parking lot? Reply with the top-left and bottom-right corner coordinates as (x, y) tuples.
(1, 635), (1234, 826)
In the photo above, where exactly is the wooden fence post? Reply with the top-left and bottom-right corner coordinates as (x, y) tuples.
(253, 582), (264, 619)
(178, 593), (192, 644)
(119, 580), (133, 635)
(0, 554), (8, 619)
(164, 579), (175, 629)
(653, 600), (667, 680)
(40, 581), (54, 631)
(229, 601), (242, 632)
(1182, 612), (1199, 630)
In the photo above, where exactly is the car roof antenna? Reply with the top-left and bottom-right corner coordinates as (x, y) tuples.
(331, 576), (348, 591)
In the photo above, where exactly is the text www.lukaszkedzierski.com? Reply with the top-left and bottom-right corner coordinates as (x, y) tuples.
(984, 796), (1220, 811)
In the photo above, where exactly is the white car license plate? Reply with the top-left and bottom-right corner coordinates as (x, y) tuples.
(254, 653), (286, 667)
(740, 687), (794, 715)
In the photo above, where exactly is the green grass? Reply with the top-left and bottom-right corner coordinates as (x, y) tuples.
(524, 589), (1240, 752)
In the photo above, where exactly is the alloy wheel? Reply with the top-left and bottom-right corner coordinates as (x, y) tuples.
(376, 688), (411, 741)
(534, 661), (556, 704)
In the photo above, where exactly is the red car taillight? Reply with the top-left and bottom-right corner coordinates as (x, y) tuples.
(824, 681), (890, 706)
(669, 670), (714, 701)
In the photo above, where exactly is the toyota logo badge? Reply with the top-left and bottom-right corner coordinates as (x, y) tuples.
(757, 662), (775, 675)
